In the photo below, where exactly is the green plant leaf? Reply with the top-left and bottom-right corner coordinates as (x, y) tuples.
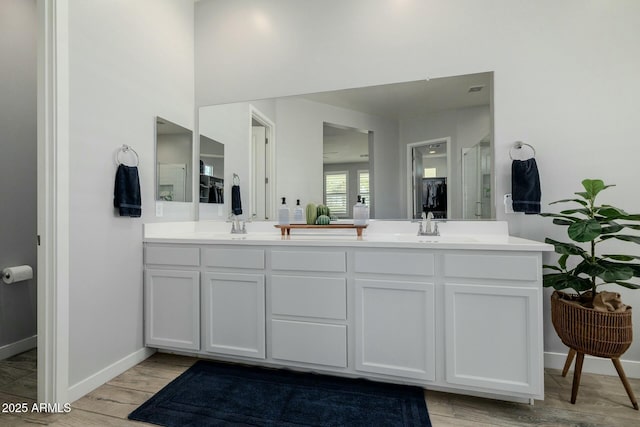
(568, 219), (602, 242)
(560, 208), (591, 216)
(543, 264), (563, 272)
(599, 221), (624, 234)
(558, 254), (568, 270)
(574, 259), (605, 277)
(553, 218), (575, 226)
(543, 273), (592, 292)
(545, 238), (587, 256)
(582, 179), (614, 199)
(603, 254), (640, 261)
(574, 191), (589, 199)
(597, 206), (628, 219)
(596, 260), (634, 282)
(615, 281), (640, 290)
(620, 224), (640, 230)
(600, 234), (640, 244)
(549, 198), (588, 206)
(540, 213), (581, 222)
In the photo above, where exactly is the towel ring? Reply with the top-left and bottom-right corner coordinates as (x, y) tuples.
(233, 173), (240, 185)
(116, 144), (139, 166)
(509, 141), (536, 160)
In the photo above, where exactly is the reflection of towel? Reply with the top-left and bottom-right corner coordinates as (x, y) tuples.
(512, 158), (541, 214)
(231, 185), (242, 215)
(114, 164), (141, 217)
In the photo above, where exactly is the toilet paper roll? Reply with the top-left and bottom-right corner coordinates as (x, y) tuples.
(2, 265), (33, 284)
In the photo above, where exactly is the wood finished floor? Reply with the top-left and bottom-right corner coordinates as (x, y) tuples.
(0, 350), (638, 426)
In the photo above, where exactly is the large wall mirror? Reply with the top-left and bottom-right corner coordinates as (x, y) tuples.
(197, 72), (494, 220)
(155, 117), (193, 203)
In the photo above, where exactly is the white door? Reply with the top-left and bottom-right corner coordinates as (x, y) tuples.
(355, 279), (435, 380)
(202, 272), (266, 359)
(158, 163), (187, 202)
(252, 125), (268, 219)
(144, 269), (200, 350)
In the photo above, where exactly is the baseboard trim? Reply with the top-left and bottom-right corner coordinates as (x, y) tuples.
(0, 335), (37, 360)
(545, 351), (640, 379)
(67, 347), (156, 403)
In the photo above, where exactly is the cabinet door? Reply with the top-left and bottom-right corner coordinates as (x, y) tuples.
(203, 272), (265, 359)
(144, 269), (200, 350)
(355, 279), (435, 380)
(444, 283), (542, 395)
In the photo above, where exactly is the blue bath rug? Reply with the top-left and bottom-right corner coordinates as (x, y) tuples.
(129, 359), (431, 426)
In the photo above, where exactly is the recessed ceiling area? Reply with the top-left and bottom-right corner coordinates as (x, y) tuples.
(323, 123), (369, 164)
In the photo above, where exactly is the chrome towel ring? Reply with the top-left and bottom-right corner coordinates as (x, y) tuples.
(509, 141), (536, 160)
(116, 144), (140, 166)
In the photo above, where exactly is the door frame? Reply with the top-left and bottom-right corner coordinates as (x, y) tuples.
(406, 137), (451, 219)
(249, 105), (276, 221)
(37, 0), (69, 404)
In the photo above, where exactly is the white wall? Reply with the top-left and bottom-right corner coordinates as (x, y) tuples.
(195, 0), (640, 371)
(66, 0), (194, 388)
(0, 0), (37, 356)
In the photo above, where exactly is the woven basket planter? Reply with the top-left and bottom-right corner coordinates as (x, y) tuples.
(551, 291), (633, 358)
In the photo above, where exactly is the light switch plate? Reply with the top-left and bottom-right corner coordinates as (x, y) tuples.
(156, 202), (163, 217)
(504, 194), (514, 214)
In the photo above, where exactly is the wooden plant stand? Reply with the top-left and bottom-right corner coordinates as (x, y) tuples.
(275, 224), (368, 238)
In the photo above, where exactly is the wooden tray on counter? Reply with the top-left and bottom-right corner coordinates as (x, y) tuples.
(275, 224), (368, 237)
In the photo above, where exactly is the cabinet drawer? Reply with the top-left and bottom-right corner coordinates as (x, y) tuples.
(444, 254), (539, 281)
(271, 320), (347, 367)
(145, 246), (199, 267)
(355, 251), (434, 276)
(272, 251), (346, 272)
(272, 275), (346, 320)
(204, 248), (264, 270)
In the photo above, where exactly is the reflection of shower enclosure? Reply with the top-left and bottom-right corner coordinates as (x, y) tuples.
(462, 141), (491, 219)
(158, 163), (187, 202)
(421, 177), (447, 219)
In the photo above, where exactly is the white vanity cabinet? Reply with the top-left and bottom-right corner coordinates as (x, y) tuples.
(201, 247), (266, 359)
(442, 253), (543, 396)
(143, 230), (549, 404)
(143, 246), (200, 351)
(269, 250), (348, 368)
(354, 251), (436, 381)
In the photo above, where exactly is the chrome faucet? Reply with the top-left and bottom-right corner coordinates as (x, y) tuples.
(229, 214), (247, 234)
(418, 212), (439, 236)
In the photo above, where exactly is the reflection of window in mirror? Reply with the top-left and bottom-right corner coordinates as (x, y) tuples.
(324, 171), (348, 217)
(155, 117), (193, 203)
(323, 123), (371, 218)
(199, 135), (224, 204)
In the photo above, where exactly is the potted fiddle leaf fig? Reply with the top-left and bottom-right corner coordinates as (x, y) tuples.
(541, 178), (639, 409)
(542, 178), (640, 302)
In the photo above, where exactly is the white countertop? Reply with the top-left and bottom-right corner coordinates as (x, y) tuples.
(143, 220), (553, 252)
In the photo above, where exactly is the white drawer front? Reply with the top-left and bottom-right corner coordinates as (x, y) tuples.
(271, 320), (347, 367)
(272, 275), (346, 320)
(204, 248), (265, 270)
(355, 251), (434, 276)
(145, 246), (199, 267)
(271, 251), (346, 272)
(444, 254), (539, 281)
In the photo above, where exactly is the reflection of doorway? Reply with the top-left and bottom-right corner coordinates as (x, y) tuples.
(250, 107), (275, 220)
(406, 138), (451, 219)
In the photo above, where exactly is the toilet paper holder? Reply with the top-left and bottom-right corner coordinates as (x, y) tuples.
(2, 265), (33, 284)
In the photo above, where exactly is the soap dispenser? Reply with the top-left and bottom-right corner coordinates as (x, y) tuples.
(293, 199), (305, 224)
(278, 197), (290, 225)
(362, 197), (370, 224)
(353, 195), (366, 226)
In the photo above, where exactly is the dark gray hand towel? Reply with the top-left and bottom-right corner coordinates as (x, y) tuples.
(512, 158), (541, 214)
(231, 184), (242, 215)
(114, 164), (142, 217)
